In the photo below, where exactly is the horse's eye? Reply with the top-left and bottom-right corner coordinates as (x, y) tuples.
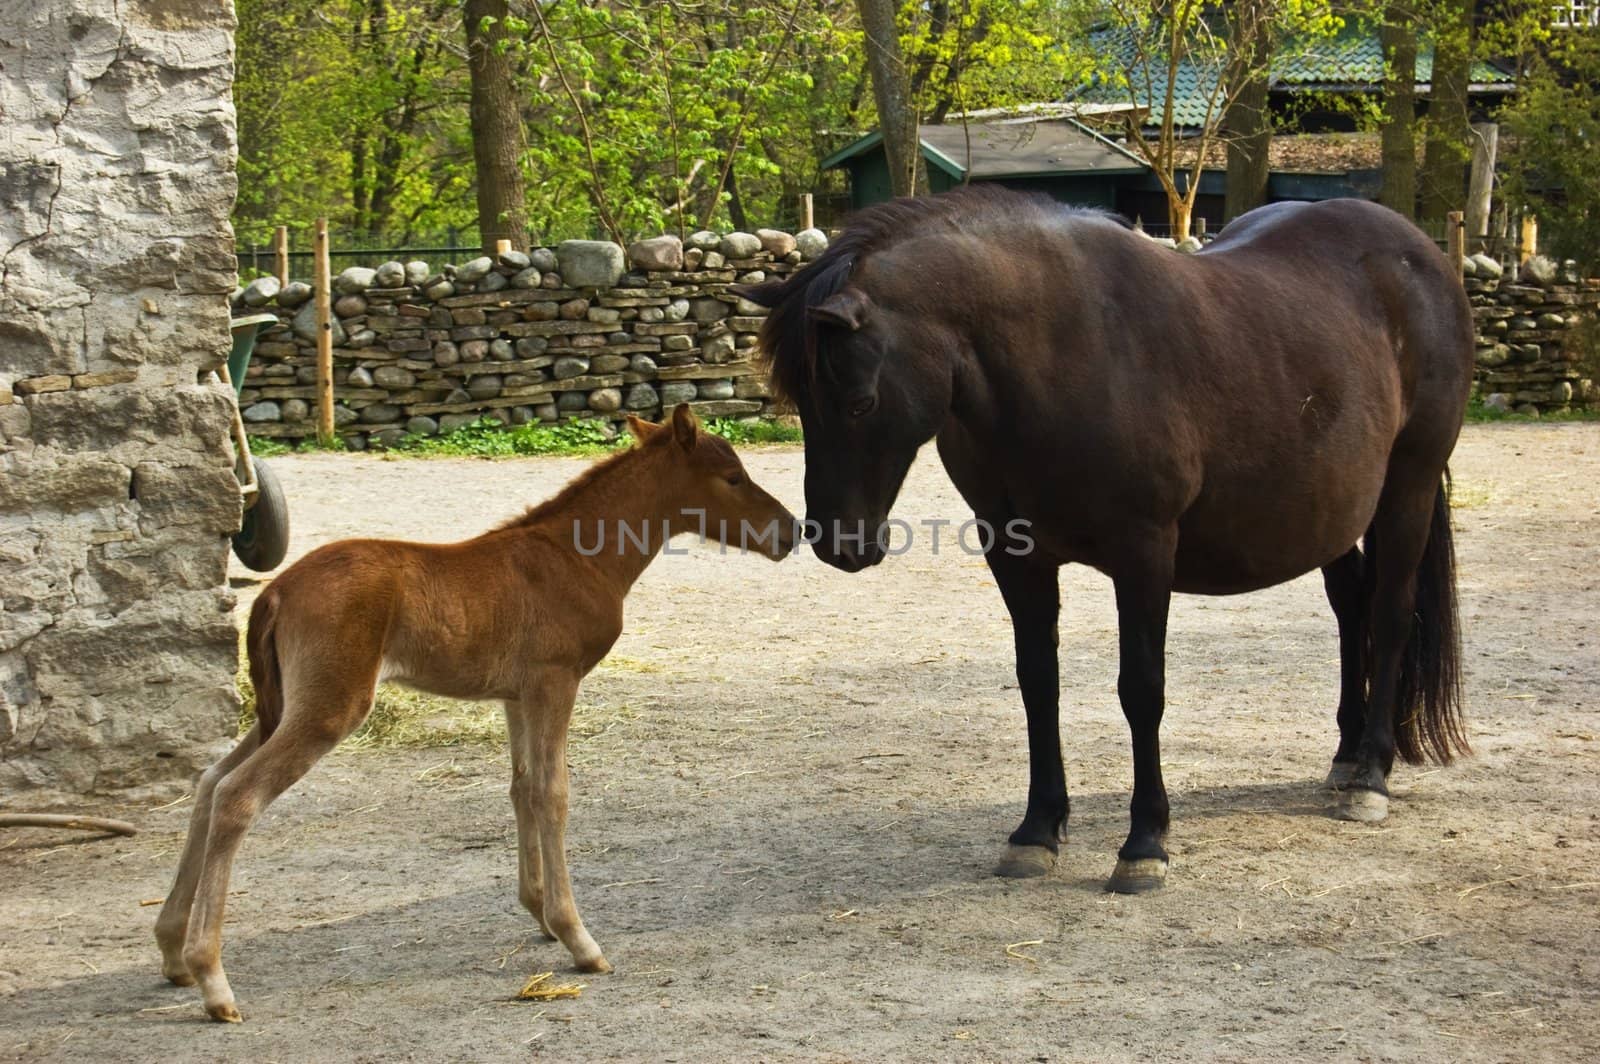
(848, 395), (876, 418)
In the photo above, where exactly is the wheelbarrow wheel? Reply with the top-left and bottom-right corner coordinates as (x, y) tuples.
(232, 457), (289, 571)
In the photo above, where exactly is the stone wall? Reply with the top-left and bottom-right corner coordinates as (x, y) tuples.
(0, 3), (241, 798)
(1465, 254), (1600, 414)
(233, 234), (1597, 442)
(231, 228), (829, 447)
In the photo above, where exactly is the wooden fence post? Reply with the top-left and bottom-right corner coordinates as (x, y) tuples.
(273, 225), (289, 287)
(1519, 214), (1538, 264)
(1465, 122), (1498, 242)
(494, 238), (511, 257)
(313, 217), (334, 446)
(1446, 211), (1465, 279)
(799, 193), (814, 231)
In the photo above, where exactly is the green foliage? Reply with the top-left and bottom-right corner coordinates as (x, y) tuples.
(703, 417), (805, 445)
(395, 417), (627, 457)
(1499, 27), (1600, 273)
(245, 436), (292, 458)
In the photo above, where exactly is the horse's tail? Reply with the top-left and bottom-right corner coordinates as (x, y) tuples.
(1393, 471), (1469, 765)
(246, 591), (284, 741)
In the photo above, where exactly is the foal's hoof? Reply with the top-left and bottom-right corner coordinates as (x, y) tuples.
(576, 955), (613, 974)
(1324, 762), (1359, 790)
(164, 968), (197, 988)
(1107, 857), (1168, 894)
(994, 844), (1057, 879)
(206, 1001), (243, 1024)
(1333, 787), (1389, 823)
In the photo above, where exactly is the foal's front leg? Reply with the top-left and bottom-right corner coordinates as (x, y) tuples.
(510, 670), (610, 972)
(1108, 532), (1177, 894)
(504, 705), (554, 941)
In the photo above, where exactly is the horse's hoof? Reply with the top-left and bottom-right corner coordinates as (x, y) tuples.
(1333, 787), (1389, 823)
(994, 844), (1057, 879)
(576, 955), (612, 974)
(164, 969), (196, 988)
(1324, 762), (1359, 790)
(206, 1001), (242, 1024)
(1107, 857), (1168, 894)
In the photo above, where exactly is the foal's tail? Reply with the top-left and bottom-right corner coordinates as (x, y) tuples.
(246, 591), (285, 741)
(1393, 472), (1469, 765)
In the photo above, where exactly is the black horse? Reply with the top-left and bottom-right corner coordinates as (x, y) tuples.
(737, 188), (1471, 892)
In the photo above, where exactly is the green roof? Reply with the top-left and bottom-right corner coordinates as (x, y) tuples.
(1075, 19), (1513, 130)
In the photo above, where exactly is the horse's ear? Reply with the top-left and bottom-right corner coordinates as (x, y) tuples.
(730, 279), (785, 308)
(809, 287), (871, 331)
(669, 403), (698, 451)
(624, 414), (657, 443)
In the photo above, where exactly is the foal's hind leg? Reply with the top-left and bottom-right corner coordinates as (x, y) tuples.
(1321, 547), (1368, 789)
(510, 670), (610, 973)
(183, 671), (377, 1022)
(155, 725), (262, 984)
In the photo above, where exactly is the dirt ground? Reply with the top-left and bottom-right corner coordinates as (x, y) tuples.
(3, 423), (1598, 1063)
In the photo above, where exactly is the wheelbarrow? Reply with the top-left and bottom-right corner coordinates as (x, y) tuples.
(222, 314), (291, 571)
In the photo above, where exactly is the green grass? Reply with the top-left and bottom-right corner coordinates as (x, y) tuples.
(1465, 398), (1600, 423)
(247, 414), (802, 461)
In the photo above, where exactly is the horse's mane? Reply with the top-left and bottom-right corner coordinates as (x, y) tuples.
(744, 185), (1124, 405)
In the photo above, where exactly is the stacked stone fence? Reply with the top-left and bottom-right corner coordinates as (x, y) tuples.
(1463, 253), (1600, 414)
(229, 228), (1596, 448)
(230, 227), (829, 449)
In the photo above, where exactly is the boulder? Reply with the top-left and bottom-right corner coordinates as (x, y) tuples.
(557, 240), (626, 288)
(628, 235), (684, 271)
(334, 267), (377, 295)
(455, 256), (495, 283)
(240, 276), (279, 306)
(720, 232), (762, 259)
(795, 228), (828, 260)
(756, 229), (797, 257)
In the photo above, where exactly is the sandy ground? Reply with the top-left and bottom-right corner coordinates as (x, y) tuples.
(3, 423), (1598, 1063)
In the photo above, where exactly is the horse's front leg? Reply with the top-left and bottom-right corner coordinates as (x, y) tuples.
(986, 548), (1067, 878)
(1108, 530), (1177, 894)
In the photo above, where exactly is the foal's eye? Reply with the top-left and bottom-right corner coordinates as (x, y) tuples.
(848, 395), (876, 418)
(725, 473), (745, 487)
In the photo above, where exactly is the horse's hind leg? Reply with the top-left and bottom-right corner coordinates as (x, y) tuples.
(1333, 479), (1436, 823)
(1321, 546), (1368, 789)
(155, 725), (263, 984)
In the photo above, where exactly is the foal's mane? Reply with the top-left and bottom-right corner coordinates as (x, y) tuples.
(746, 185), (1120, 405)
(492, 435), (655, 531)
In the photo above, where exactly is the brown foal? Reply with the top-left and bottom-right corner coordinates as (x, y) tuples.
(155, 405), (797, 1022)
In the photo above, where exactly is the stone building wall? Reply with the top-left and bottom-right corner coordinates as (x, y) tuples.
(230, 229), (830, 447)
(0, 2), (242, 798)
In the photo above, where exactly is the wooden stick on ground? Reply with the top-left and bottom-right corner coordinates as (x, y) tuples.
(0, 813), (138, 836)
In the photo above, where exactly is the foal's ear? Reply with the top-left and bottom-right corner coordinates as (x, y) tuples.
(669, 403), (699, 451)
(624, 414), (657, 443)
(808, 287), (871, 331)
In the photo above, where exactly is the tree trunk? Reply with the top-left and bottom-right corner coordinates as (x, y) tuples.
(1379, 4), (1418, 218)
(1419, 0), (1473, 223)
(856, 0), (924, 196)
(1223, 1), (1272, 222)
(464, 0), (529, 252)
